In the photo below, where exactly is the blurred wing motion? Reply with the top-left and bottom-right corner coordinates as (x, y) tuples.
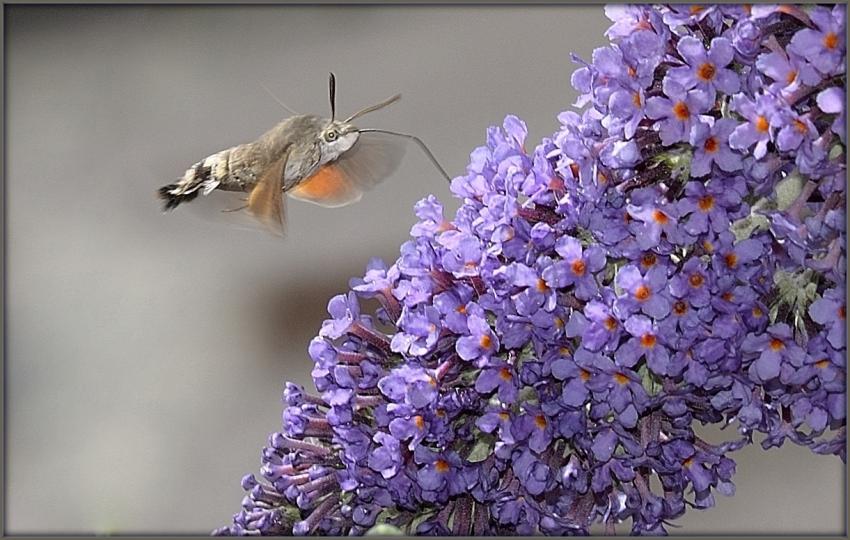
(247, 155), (287, 235)
(288, 132), (406, 208)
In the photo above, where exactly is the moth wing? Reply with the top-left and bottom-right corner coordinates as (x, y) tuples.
(288, 132), (406, 208)
(246, 153), (289, 236)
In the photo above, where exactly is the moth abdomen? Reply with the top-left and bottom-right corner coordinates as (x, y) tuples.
(158, 150), (237, 211)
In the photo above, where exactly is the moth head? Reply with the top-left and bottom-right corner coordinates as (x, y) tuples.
(319, 121), (360, 161)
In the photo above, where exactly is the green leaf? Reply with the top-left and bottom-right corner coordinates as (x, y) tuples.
(731, 212), (770, 242)
(467, 433), (495, 463)
(775, 171), (805, 211)
(365, 523), (404, 536)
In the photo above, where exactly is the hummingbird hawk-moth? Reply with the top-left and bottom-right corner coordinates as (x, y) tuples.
(158, 73), (449, 234)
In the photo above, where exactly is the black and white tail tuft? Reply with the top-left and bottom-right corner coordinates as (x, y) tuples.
(158, 162), (214, 211)
(157, 183), (200, 210)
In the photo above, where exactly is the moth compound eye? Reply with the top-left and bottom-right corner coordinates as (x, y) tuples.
(326, 130), (338, 141)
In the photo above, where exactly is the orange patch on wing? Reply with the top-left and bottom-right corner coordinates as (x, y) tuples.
(291, 164), (348, 201)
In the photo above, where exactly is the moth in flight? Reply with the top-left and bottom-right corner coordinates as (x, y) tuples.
(158, 73), (449, 234)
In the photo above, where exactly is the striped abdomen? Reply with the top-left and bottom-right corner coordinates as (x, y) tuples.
(158, 143), (267, 210)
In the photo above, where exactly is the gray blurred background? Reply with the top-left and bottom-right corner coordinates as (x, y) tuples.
(4, 5), (844, 534)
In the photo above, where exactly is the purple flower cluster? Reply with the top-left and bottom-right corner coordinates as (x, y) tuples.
(216, 4), (846, 536)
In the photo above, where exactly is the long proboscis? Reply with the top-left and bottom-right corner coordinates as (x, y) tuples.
(345, 94), (402, 123)
(358, 128), (451, 182)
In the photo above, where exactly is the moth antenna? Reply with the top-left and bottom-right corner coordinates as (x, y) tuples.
(260, 83), (299, 116)
(358, 128), (450, 182)
(329, 72), (336, 121)
(344, 94), (401, 123)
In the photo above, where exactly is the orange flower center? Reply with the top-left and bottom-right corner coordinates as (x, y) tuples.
(724, 253), (738, 268)
(641, 252), (657, 268)
(580, 369), (591, 382)
(702, 239), (715, 253)
(703, 136), (719, 153)
(640, 333), (657, 348)
(456, 304), (467, 314)
(480, 334), (492, 349)
(629, 92), (642, 110)
(534, 415), (548, 429)
(604, 316), (618, 331)
(683, 457), (694, 468)
(689, 273), (705, 288)
(673, 101), (691, 121)
(536, 278), (549, 292)
(499, 367), (512, 381)
(435, 459), (450, 473)
(815, 359), (830, 369)
(698, 195), (715, 212)
(721, 291), (734, 302)
(786, 70), (798, 85)
(571, 259), (587, 276)
(697, 62), (716, 81)
(689, 5), (704, 14)
(635, 285), (651, 301)
(627, 65), (637, 78)
(437, 221), (455, 233)
(499, 411), (510, 421)
(755, 115), (770, 133)
(769, 338), (784, 351)
(652, 210), (670, 224)
(673, 301), (688, 316)
(793, 119), (808, 134)
(414, 415), (425, 429)
(569, 162), (580, 178)
(614, 372), (630, 385)
(839, 305), (846, 319)
(824, 32), (839, 50)
(752, 306), (763, 318)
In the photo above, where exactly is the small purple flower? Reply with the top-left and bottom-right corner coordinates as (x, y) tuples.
(542, 236), (606, 300)
(320, 292), (360, 339)
(742, 324), (807, 383)
(441, 234), (484, 278)
(456, 312), (500, 362)
(646, 78), (712, 145)
(475, 361), (519, 404)
(667, 36), (739, 100)
(729, 93), (782, 160)
(788, 5), (846, 75)
(756, 49), (820, 96)
(414, 447), (466, 503)
(627, 199), (682, 249)
(567, 296), (623, 353)
(809, 288), (847, 349)
(604, 86), (646, 139)
(775, 110), (819, 153)
(689, 118), (743, 176)
(817, 87), (846, 143)
(677, 179), (743, 236)
(615, 315), (670, 375)
(390, 305), (442, 357)
(615, 265), (672, 320)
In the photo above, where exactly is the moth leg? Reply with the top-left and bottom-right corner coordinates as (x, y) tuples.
(221, 204), (248, 213)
